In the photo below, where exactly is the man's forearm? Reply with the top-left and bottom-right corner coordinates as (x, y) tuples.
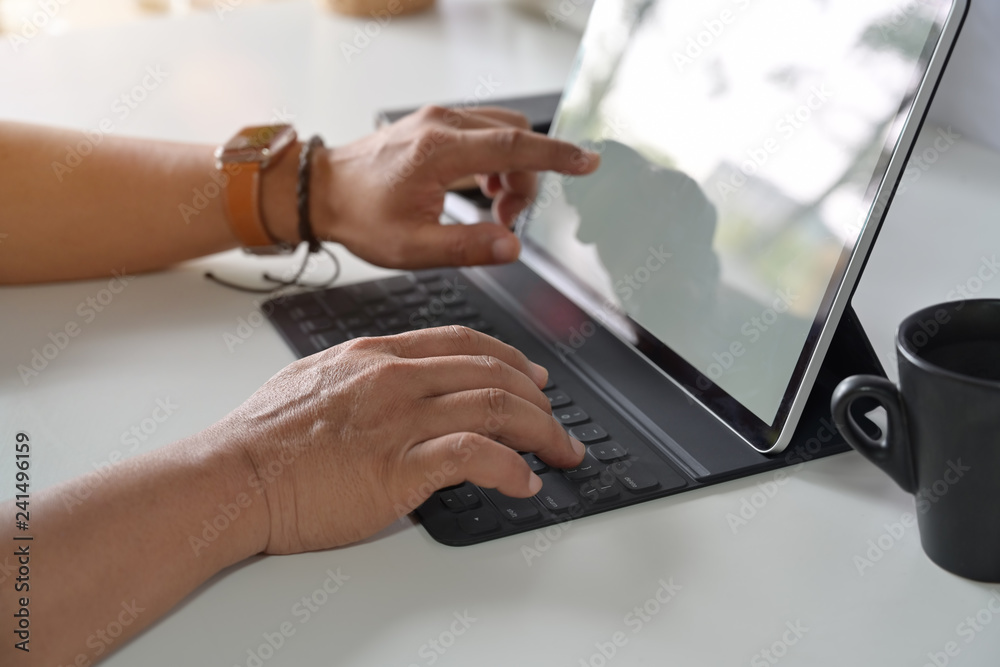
(0, 122), (301, 284)
(0, 426), (269, 665)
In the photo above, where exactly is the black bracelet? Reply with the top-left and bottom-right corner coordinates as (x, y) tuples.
(204, 133), (341, 293)
(297, 135), (325, 254)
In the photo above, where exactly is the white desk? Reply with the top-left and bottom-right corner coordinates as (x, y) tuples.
(3, 2), (1000, 664)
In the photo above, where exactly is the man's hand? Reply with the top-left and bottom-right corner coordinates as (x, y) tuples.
(310, 105), (600, 269)
(219, 326), (586, 554)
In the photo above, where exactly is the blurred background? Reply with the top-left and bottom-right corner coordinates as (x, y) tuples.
(0, 0), (242, 32)
(0, 0), (591, 32)
(0, 0), (995, 152)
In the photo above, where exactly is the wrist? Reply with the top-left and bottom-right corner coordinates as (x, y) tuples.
(186, 425), (272, 566)
(308, 144), (339, 245)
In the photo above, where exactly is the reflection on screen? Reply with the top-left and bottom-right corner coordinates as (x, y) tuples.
(525, 0), (940, 424)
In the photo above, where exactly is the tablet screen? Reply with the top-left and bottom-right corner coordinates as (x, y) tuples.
(521, 0), (956, 446)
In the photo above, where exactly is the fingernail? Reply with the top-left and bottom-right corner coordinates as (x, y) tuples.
(492, 235), (520, 263)
(570, 437), (586, 459)
(573, 150), (600, 173)
(528, 472), (543, 495)
(530, 362), (549, 387)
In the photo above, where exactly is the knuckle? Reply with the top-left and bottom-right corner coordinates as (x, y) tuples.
(450, 432), (486, 458)
(444, 324), (476, 350)
(443, 230), (474, 264)
(389, 329), (420, 355)
(475, 354), (505, 380)
(417, 104), (447, 120)
(342, 337), (400, 367)
(376, 356), (409, 379)
(343, 336), (377, 353)
(492, 128), (525, 153)
(449, 433), (469, 457)
(362, 358), (410, 395)
(483, 387), (509, 417)
(440, 107), (465, 128)
(411, 128), (445, 159)
(379, 332), (408, 356)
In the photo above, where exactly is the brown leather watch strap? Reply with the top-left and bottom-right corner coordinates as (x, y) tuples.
(221, 161), (276, 248)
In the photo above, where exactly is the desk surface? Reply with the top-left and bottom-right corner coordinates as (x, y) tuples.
(3, 2), (1000, 665)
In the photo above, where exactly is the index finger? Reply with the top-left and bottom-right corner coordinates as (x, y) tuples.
(388, 325), (549, 388)
(442, 129), (600, 183)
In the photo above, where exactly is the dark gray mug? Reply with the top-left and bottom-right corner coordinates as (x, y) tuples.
(832, 300), (1000, 582)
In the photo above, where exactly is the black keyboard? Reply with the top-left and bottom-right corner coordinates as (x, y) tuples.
(264, 268), (692, 546)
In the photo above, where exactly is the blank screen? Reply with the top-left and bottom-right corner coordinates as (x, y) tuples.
(524, 0), (943, 424)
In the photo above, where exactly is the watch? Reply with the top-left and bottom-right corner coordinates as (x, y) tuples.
(215, 124), (298, 255)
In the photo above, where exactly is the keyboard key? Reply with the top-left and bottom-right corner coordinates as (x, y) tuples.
(398, 291), (429, 307)
(289, 304), (324, 321)
(522, 453), (548, 473)
(300, 317), (337, 333)
(310, 331), (346, 350)
(543, 378), (556, 390)
(423, 279), (451, 294)
(554, 405), (589, 426)
(483, 489), (540, 524)
(544, 389), (572, 408)
(562, 453), (601, 481)
(364, 300), (400, 317)
(337, 314), (372, 330)
(569, 424), (609, 443)
(277, 292), (319, 308)
(579, 478), (621, 503)
(376, 314), (408, 331)
(454, 486), (482, 509)
(535, 473), (580, 513)
(589, 441), (628, 462)
(317, 291), (358, 315)
(439, 491), (464, 512)
(610, 460), (686, 492)
(345, 282), (387, 303)
(464, 319), (493, 333)
(345, 329), (377, 339)
(445, 305), (479, 321)
(378, 275), (418, 294)
(439, 291), (467, 306)
(458, 509), (500, 535)
(614, 466), (659, 493)
(439, 484), (483, 512)
(415, 271), (442, 283)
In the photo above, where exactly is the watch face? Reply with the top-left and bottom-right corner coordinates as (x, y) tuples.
(218, 124), (296, 165)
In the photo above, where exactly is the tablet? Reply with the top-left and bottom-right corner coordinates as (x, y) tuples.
(519, 0), (968, 452)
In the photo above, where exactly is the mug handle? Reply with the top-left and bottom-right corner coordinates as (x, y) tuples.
(831, 375), (917, 493)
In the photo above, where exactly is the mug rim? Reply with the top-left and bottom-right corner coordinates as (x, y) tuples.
(896, 298), (1000, 389)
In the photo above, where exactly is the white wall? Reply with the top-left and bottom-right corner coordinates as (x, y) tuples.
(928, 0), (1000, 152)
